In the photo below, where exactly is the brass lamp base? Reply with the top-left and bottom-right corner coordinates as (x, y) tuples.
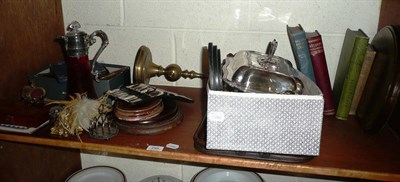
(133, 46), (206, 84)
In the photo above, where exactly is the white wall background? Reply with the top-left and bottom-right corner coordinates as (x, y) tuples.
(62, 0), (381, 181)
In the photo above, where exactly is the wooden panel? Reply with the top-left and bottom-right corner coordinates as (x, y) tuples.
(0, 0), (65, 102)
(378, 0), (400, 30)
(0, 1), (74, 181)
(0, 140), (81, 182)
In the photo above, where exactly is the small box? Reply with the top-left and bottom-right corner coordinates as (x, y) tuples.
(29, 63), (131, 100)
(206, 74), (324, 156)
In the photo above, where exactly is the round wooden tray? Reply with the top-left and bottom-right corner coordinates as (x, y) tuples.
(116, 99), (183, 135)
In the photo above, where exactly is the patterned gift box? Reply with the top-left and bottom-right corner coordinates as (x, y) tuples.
(206, 74), (324, 156)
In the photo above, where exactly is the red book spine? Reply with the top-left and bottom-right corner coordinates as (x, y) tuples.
(307, 32), (336, 115)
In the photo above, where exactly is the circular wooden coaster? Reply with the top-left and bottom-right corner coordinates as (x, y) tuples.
(114, 99), (163, 121)
(116, 99), (183, 135)
(115, 98), (162, 114)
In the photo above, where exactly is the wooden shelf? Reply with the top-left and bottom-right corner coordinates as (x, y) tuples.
(1, 86), (400, 181)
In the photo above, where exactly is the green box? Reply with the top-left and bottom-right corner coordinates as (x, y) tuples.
(29, 63), (131, 100)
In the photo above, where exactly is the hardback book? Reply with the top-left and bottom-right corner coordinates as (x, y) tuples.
(334, 29), (369, 120)
(287, 24), (316, 82)
(306, 30), (335, 115)
(348, 45), (376, 115)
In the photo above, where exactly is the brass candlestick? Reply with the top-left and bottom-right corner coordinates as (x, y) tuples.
(133, 46), (206, 84)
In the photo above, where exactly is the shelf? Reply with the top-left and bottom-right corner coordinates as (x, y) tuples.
(1, 86), (400, 181)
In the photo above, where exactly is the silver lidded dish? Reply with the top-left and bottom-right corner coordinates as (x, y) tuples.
(222, 40), (320, 95)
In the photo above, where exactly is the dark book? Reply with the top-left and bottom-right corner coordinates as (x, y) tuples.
(333, 29), (369, 120)
(287, 24), (316, 82)
(306, 30), (335, 115)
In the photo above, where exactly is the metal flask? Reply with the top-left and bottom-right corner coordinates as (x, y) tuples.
(59, 21), (109, 99)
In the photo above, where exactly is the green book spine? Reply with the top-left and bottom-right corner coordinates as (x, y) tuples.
(349, 45), (376, 115)
(333, 29), (357, 109)
(336, 36), (369, 120)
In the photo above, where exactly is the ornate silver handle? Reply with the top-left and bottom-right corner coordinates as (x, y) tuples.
(88, 30), (109, 82)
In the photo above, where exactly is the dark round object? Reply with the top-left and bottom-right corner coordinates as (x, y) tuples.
(207, 43), (223, 91)
(357, 25), (400, 133)
(208, 43), (216, 90)
(387, 25), (400, 137)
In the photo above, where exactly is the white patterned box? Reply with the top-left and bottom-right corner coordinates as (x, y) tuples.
(206, 78), (324, 156)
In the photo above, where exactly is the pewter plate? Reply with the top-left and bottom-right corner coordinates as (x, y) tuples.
(66, 166), (126, 182)
(191, 168), (263, 182)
